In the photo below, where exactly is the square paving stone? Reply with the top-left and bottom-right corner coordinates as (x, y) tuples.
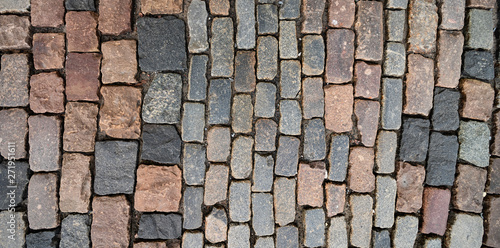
(276, 226), (298, 248)
(0, 16), (30, 50)
(276, 136), (300, 176)
(373, 230), (391, 248)
(280, 0), (300, 19)
(426, 132), (459, 186)
(65, 53), (101, 102)
(252, 154), (274, 192)
(404, 54), (434, 116)
(432, 88), (460, 132)
(97, 0), (132, 36)
(137, 213), (182, 240)
(188, 55), (208, 100)
(458, 121), (490, 168)
(28, 115), (61, 172)
(0, 161), (29, 210)
(183, 143), (206, 186)
(135, 164), (182, 212)
(141, 124), (181, 165)
(33, 33), (65, 70)
(399, 118), (430, 163)
(446, 213), (483, 248)
(211, 17), (234, 77)
(327, 0), (355, 28)
(208, 79), (232, 124)
(60, 153), (91, 213)
(328, 135), (349, 182)
(462, 50), (495, 81)
(387, 0), (408, 9)
(258, 4), (278, 34)
(183, 187), (203, 230)
(460, 78), (494, 122)
(0, 108), (28, 159)
(143, 73), (182, 124)
(325, 84), (353, 133)
(453, 164), (487, 213)
(354, 99), (380, 147)
(0, 54), (29, 107)
(60, 215), (90, 248)
(466, 9), (494, 50)
(29, 72), (65, 114)
(440, 0), (464, 30)
(101, 40), (137, 84)
(99, 86), (142, 139)
(26, 230), (57, 248)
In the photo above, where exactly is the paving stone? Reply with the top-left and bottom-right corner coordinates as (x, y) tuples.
(440, 0), (465, 30)
(375, 176), (397, 228)
(394, 216), (419, 247)
(426, 133), (459, 186)
(279, 100), (302, 135)
(137, 213), (182, 240)
(236, 0), (256, 49)
(66, 12), (98, 52)
(387, 0), (408, 9)
(275, 226), (298, 248)
(460, 79), (494, 121)
(206, 207), (228, 243)
(302, 78), (324, 119)
(325, 183), (345, 217)
(183, 144), (206, 186)
(28, 116), (61, 172)
(252, 193), (274, 236)
(485, 197), (500, 247)
(373, 230), (391, 248)
(304, 209), (325, 247)
(183, 187), (203, 230)
(354, 100), (380, 147)
(303, 119), (326, 161)
(28, 173), (59, 229)
(234, 51), (256, 92)
(302, 35), (325, 76)
(375, 131), (397, 174)
(143, 73), (182, 124)
(298, 162), (325, 207)
(65, 53), (101, 102)
(255, 119), (277, 151)
(274, 178), (296, 226)
(182, 103), (205, 143)
(325, 29), (355, 83)
(494, 114), (500, 156)
(0, 211), (25, 247)
(453, 164), (487, 213)
(142, 125), (181, 165)
(387, 10), (406, 42)
(446, 213), (483, 247)
(182, 232), (204, 248)
(255, 237), (274, 248)
(407, 0), (438, 54)
(280, 0), (300, 19)
(423, 238), (442, 248)
(404, 54), (434, 116)
(253, 154), (274, 192)
(349, 194), (373, 248)
(140, 0), (182, 14)
(466, 9), (493, 50)
(60, 215), (90, 248)
(275, 136), (300, 176)
(101, 40), (136, 84)
(0, 0), (29, 13)
(396, 162), (425, 213)
(257, 36), (278, 80)
(462, 50), (495, 81)
(211, 18), (234, 77)
(302, 0), (325, 33)
(255, 83), (276, 118)
(355, 1), (383, 61)
(458, 121), (490, 168)
(208, 79), (231, 124)
(137, 17), (186, 71)
(228, 224), (250, 248)
(354, 62), (381, 99)
(0, 161), (29, 210)
(229, 181), (251, 222)
(381, 78), (402, 130)
(231, 136), (254, 179)
(135, 165), (182, 212)
(384, 42), (406, 77)
(328, 0), (355, 28)
(188, 55), (208, 100)
(210, 0), (229, 15)
(62, 102), (98, 153)
(467, 0), (495, 7)
(30, 73), (64, 114)
(99, 86), (142, 139)
(98, 0), (131, 35)
(421, 187), (450, 235)
(94, 141), (138, 195)
(188, 0), (208, 53)
(134, 242), (168, 248)
(324, 84), (353, 133)
(488, 158), (500, 194)
(204, 164), (229, 206)
(431, 88), (460, 132)
(0, 54), (28, 107)
(60, 153), (91, 213)
(33, 33), (65, 70)
(279, 21), (298, 59)
(0, 109), (27, 159)
(280, 60), (302, 98)
(0, 15), (30, 50)
(348, 147), (375, 193)
(65, 0), (95, 10)
(328, 216), (348, 248)
(258, 4), (278, 34)
(27, 230), (57, 248)
(436, 31), (463, 88)
(232, 94), (253, 133)
(399, 118), (430, 162)
(328, 135), (349, 182)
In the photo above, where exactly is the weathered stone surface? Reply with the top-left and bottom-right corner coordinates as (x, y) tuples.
(466, 9), (494, 50)
(432, 88), (460, 131)
(0, 108), (28, 159)
(210, 0), (229, 15)
(404, 54), (434, 116)
(253, 154), (274, 192)
(257, 36), (278, 80)
(348, 147), (375, 193)
(258, 4), (278, 34)
(328, 216), (348, 248)
(396, 162), (425, 213)
(231, 136), (254, 179)
(255, 119), (277, 151)
(279, 21), (298, 59)
(460, 79), (494, 121)
(255, 82), (276, 118)
(381, 78), (402, 130)
(274, 178), (296, 226)
(387, 0), (408, 9)
(0, 161), (29, 210)
(101, 40), (136, 84)
(426, 133), (459, 186)
(207, 127), (231, 162)
(325, 84), (353, 132)
(211, 18), (234, 77)
(94, 141), (138, 195)
(304, 209), (325, 247)
(0, 212), (25, 247)
(424, 238), (442, 248)
(373, 230), (391, 248)
(440, 0), (464, 30)
(437, 31), (463, 88)
(252, 193), (274, 236)
(188, 55), (208, 100)
(421, 187), (450, 235)
(467, 0), (495, 7)
(0, 0), (29, 13)
(302, 78), (324, 119)
(63, 102), (98, 153)
(141, 0), (182, 14)
(374, 176), (396, 228)
(206, 207), (228, 243)
(302, 35), (325, 75)
(208, 79), (231, 124)
(137, 17), (186, 71)
(33, 33), (65, 70)
(355, 1), (383, 61)
(375, 131), (397, 174)
(279, 100), (302, 135)
(229, 181), (251, 223)
(354, 100), (380, 147)
(27, 230), (57, 248)
(447, 213), (483, 247)
(325, 29), (354, 83)
(298, 162), (325, 207)
(407, 0), (438, 54)
(0, 15), (30, 50)
(141, 125), (181, 164)
(183, 144), (206, 186)
(60, 215), (90, 248)
(66, 12), (98, 52)
(135, 164), (182, 212)
(232, 94), (253, 133)
(236, 0), (256, 49)
(100, 86), (142, 139)
(355, 62), (381, 99)
(65, 0), (95, 10)
(29, 116), (61, 172)
(302, 0), (325, 33)
(30, 72), (64, 114)
(28, 173), (59, 230)
(485, 196), (500, 247)
(488, 158), (500, 194)
(188, 0), (208, 53)
(349, 195), (373, 248)
(143, 73), (182, 124)
(280, 60), (301, 98)
(235, 51), (256, 92)
(387, 10), (406, 42)
(98, 0), (131, 35)
(458, 121), (490, 168)
(204, 164), (229, 205)
(134, 242), (168, 248)
(65, 53), (101, 102)
(462, 50), (495, 81)
(394, 216), (419, 248)
(182, 232), (204, 248)
(326, 183), (345, 217)
(276, 136), (300, 176)
(328, 135), (349, 182)
(228, 224), (250, 248)
(399, 118), (430, 162)
(276, 226), (298, 248)
(328, 0), (355, 28)
(255, 237), (274, 248)
(137, 213), (181, 240)
(453, 164), (487, 213)
(0, 54), (28, 107)
(60, 153), (91, 213)
(183, 187), (203, 230)
(303, 119), (326, 161)
(182, 103), (205, 143)
(384, 42), (406, 77)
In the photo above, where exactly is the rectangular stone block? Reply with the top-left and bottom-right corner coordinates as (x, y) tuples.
(280, 60), (301, 98)
(458, 121), (490, 168)
(399, 118), (430, 163)
(328, 135), (349, 182)
(0, 16), (30, 50)
(33, 33), (65, 70)
(328, 0), (355, 28)
(101, 40), (137, 84)
(208, 79), (231, 124)
(276, 136), (300, 176)
(182, 102), (205, 142)
(207, 127), (231, 162)
(325, 84), (353, 133)
(426, 133), (459, 186)
(66, 11), (98, 52)
(349, 195), (373, 248)
(252, 193), (275, 236)
(236, 0), (256, 49)
(231, 136), (253, 179)
(253, 154), (274, 192)
(29, 115), (61, 172)
(374, 176), (396, 228)
(229, 181), (251, 222)
(404, 54), (434, 117)
(234, 51), (256, 92)
(301, 0), (325, 33)
(408, 0), (438, 54)
(355, 1), (383, 61)
(375, 131), (397, 174)
(465, 9), (494, 50)
(60, 153), (92, 213)
(211, 17), (234, 77)
(325, 29), (354, 83)
(99, 86), (142, 139)
(348, 147), (375, 193)
(279, 21), (298, 59)
(436, 30), (464, 88)
(92, 196), (130, 247)
(431, 87), (460, 131)
(204, 164), (229, 205)
(66, 53), (101, 102)
(274, 177), (296, 226)
(232, 94), (253, 133)
(188, 0), (208, 53)
(0, 54), (29, 107)
(440, 0), (465, 30)
(188, 55), (208, 100)
(183, 143), (206, 186)
(98, 0), (132, 35)
(279, 100), (302, 135)
(396, 162), (425, 213)
(28, 173), (59, 230)
(354, 100), (380, 147)
(302, 35), (325, 76)
(63, 102), (98, 153)
(141, 0), (182, 14)
(386, 10), (406, 42)
(302, 78), (324, 119)
(298, 162), (325, 207)
(304, 209), (325, 247)
(257, 36), (278, 80)
(384, 42), (406, 77)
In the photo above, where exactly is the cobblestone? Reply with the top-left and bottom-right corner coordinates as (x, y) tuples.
(207, 127), (231, 162)
(235, 51), (256, 92)
(348, 147), (375, 193)
(210, 0), (229, 15)
(28, 115), (61, 172)
(137, 213), (182, 240)
(404, 54), (434, 116)
(0, 109), (27, 159)
(467, 0), (495, 8)
(0, 212), (25, 247)
(304, 208), (325, 247)
(436, 31), (463, 87)
(466, 9), (494, 50)
(228, 224), (250, 248)
(279, 100), (302, 135)
(211, 18), (234, 77)
(98, 0), (131, 35)
(350, 194), (373, 248)
(28, 173), (59, 230)
(183, 232), (204, 248)
(65, 0), (95, 10)
(65, 53), (101, 102)
(252, 193), (274, 236)
(280, 60), (301, 98)
(27, 230), (57, 248)
(426, 132), (459, 186)
(396, 162), (425, 213)
(460, 79), (494, 121)
(485, 197), (500, 247)
(280, 0), (300, 19)
(276, 225), (298, 248)
(33, 33), (65, 70)
(325, 29), (354, 83)
(328, 0), (355, 28)
(440, 0), (465, 30)
(276, 136), (300, 176)
(66, 12), (99, 52)
(354, 100), (380, 147)
(0, 54), (29, 107)
(232, 95), (253, 134)
(279, 21), (298, 59)
(453, 164), (487, 213)
(302, 35), (325, 76)
(325, 183), (345, 217)
(229, 181), (251, 222)
(257, 36), (278, 80)
(182, 102), (205, 142)
(447, 213), (483, 247)
(325, 84), (353, 133)
(375, 176), (396, 228)
(183, 187), (203, 230)
(462, 50), (495, 81)
(140, 0), (183, 14)
(135, 165), (182, 211)
(60, 153), (91, 213)
(255, 82), (276, 118)
(0, 0), (29, 13)
(187, 0), (208, 53)
(328, 216), (348, 248)
(231, 136), (254, 179)
(188, 55), (208, 101)
(407, 0), (438, 54)
(253, 154), (274, 192)
(399, 118), (430, 163)
(274, 177), (296, 226)
(236, 0), (256, 49)
(303, 119), (327, 161)
(0, 161), (28, 209)
(458, 121), (490, 168)
(302, 0), (325, 33)
(375, 131), (397, 174)
(431, 88), (460, 132)
(422, 187), (450, 235)
(328, 135), (349, 182)
(373, 230), (391, 248)
(258, 4), (278, 34)
(255, 119), (277, 151)
(384, 42), (406, 77)
(302, 78), (324, 118)
(355, 1), (383, 61)
(204, 164), (229, 205)
(387, 0), (408, 9)
(60, 215), (90, 248)
(488, 158), (500, 194)
(381, 78), (403, 130)
(0, 15), (30, 50)
(298, 162), (325, 207)
(387, 10), (406, 42)
(62, 102), (98, 153)
(394, 215), (419, 248)
(208, 79), (232, 124)
(99, 86), (142, 139)
(355, 62), (381, 99)
(206, 207), (227, 243)
(101, 40), (137, 84)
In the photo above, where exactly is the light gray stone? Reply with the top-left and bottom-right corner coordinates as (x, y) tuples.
(182, 102), (205, 142)
(274, 177), (296, 226)
(183, 144), (206, 186)
(183, 187), (203, 230)
(228, 224), (250, 248)
(328, 135), (349, 182)
(387, 10), (406, 42)
(232, 94), (253, 133)
(187, 55), (208, 101)
(279, 100), (301, 135)
(60, 215), (90, 248)
(257, 36), (278, 80)
(187, 0), (208, 53)
(276, 225), (298, 248)
(229, 181), (251, 222)
(231, 136), (254, 179)
(255, 82), (276, 118)
(447, 213), (483, 248)
(304, 208), (325, 247)
(276, 136), (300, 176)
(458, 121), (490, 168)
(375, 131), (397, 174)
(0, 211), (25, 248)
(424, 237), (442, 248)
(252, 154), (274, 192)
(280, 60), (301, 98)
(394, 215), (419, 248)
(350, 195), (373, 248)
(374, 176), (397, 228)
(252, 193), (274, 236)
(381, 78), (402, 130)
(466, 9), (494, 50)
(387, 0), (408, 9)
(279, 21), (298, 59)
(211, 18), (234, 77)
(0, 0), (29, 13)
(236, 0), (256, 49)
(205, 207), (227, 243)
(182, 232), (204, 248)
(384, 42), (406, 77)
(255, 237), (274, 248)
(328, 216), (348, 248)
(143, 73), (182, 124)
(0, 54), (29, 107)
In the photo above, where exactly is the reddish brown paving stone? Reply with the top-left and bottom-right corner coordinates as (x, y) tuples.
(135, 164), (182, 212)
(354, 100), (380, 147)
(488, 158), (500, 194)
(99, 86), (142, 139)
(403, 54), (434, 117)
(440, 0), (465, 30)
(348, 147), (375, 193)
(354, 62), (381, 99)
(59, 153), (92, 213)
(28, 173), (60, 230)
(0, 54), (29, 107)
(33, 33), (65, 70)
(207, 127), (231, 162)
(485, 196), (500, 247)
(204, 164), (229, 206)
(324, 84), (353, 133)
(436, 30), (464, 88)
(98, 0), (132, 35)
(467, 0), (495, 8)
(452, 164), (487, 213)
(92, 195), (130, 248)
(30, 72), (65, 114)
(28, 115), (61, 172)
(421, 187), (450, 236)
(0, 15), (30, 50)
(297, 162), (326, 207)
(210, 0), (229, 15)
(65, 53), (101, 102)
(63, 102), (99, 153)
(407, 0), (438, 54)
(234, 51), (256, 92)
(328, 0), (355, 28)
(31, 0), (64, 27)
(141, 0), (183, 14)
(302, 77), (324, 119)
(302, 0), (325, 34)
(0, 108), (28, 159)
(354, 1), (383, 61)
(66, 11), (99, 52)
(101, 40), (137, 84)
(460, 79), (494, 122)
(325, 29), (355, 84)
(326, 183), (346, 217)
(134, 242), (167, 248)
(396, 162), (425, 213)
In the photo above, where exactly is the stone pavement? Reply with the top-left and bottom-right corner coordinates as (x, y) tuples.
(0, 0), (499, 247)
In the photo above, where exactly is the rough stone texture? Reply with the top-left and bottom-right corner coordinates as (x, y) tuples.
(211, 18), (234, 77)
(101, 40), (137, 84)
(188, 55), (208, 100)
(0, 109), (28, 159)
(65, 0), (95, 10)
(387, 0), (408, 9)
(325, 84), (353, 132)
(137, 17), (186, 71)
(328, 216), (348, 248)
(229, 181), (251, 222)
(258, 4), (278, 34)
(399, 118), (430, 163)
(303, 119), (326, 161)
(137, 214), (182, 240)
(235, 51), (256, 92)
(98, 0), (131, 35)
(33, 33), (65, 70)
(404, 54), (434, 116)
(205, 207), (228, 243)
(208, 79), (231, 124)
(204, 164), (229, 205)
(328, 0), (355, 28)
(276, 226), (298, 248)
(0, 0), (29, 13)
(66, 12), (98, 52)
(60, 215), (90, 248)
(228, 224), (250, 248)
(375, 176), (396, 228)
(384, 42), (406, 77)
(485, 197), (500, 247)
(255, 82), (276, 118)
(440, 0), (465, 30)
(373, 230), (391, 248)
(466, 9), (494, 50)
(393, 216), (419, 248)
(274, 177), (296, 226)
(0, 161), (29, 210)
(252, 193), (275, 236)
(280, 60), (302, 98)
(381, 78), (402, 130)
(257, 36), (278, 80)
(298, 162), (325, 207)
(325, 29), (355, 83)
(135, 164), (182, 212)
(0, 54), (29, 107)
(236, 0), (256, 49)
(60, 153), (92, 213)
(387, 10), (406, 42)
(255, 119), (277, 151)
(182, 103), (205, 143)
(460, 79), (494, 121)
(354, 100), (380, 147)
(488, 158), (500, 194)
(426, 133), (459, 186)
(210, 0), (229, 15)
(453, 164), (487, 213)
(94, 141), (138, 195)
(0, 212), (25, 247)
(355, 1), (383, 61)
(182, 232), (204, 248)
(63, 102), (98, 153)
(301, 0), (325, 33)
(375, 131), (397, 174)
(302, 35), (325, 75)
(143, 73), (182, 124)
(348, 147), (375, 193)
(28, 173), (59, 230)
(432, 88), (460, 132)
(188, 0), (208, 53)
(65, 53), (101, 102)
(276, 136), (300, 176)
(303, 78), (324, 118)
(355, 62), (381, 99)
(279, 100), (302, 135)
(182, 144), (206, 186)
(462, 50), (495, 81)
(141, 124), (181, 164)
(407, 0), (438, 54)
(231, 136), (254, 179)
(396, 162), (425, 213)
(424, 238), (442, 248)
(134, 242), (168, 248)
(304, 209), (325, 247)
(0, 15), (30, 50)
(279, 21), (298, 59)
(328, 135), (349, 182)
(100, 86), (142, 139)
(28, 116), (61, 172)
(232, 94), (253, 133)
(280, 0), (300, 19)
(140, 0), (182, 14)
(467, 0), (495, 7)
(349, 195), (373, 248)
(447, 213), (483, 248)
(421, 187), (451, 235)
(27, 230), (57, 248)
(30, 72), (65, 114)
(255, 237), (274, 248)
(458, 121), (490, 168)
(252, 154), (274, 192)
(326, 183), (345, 217)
